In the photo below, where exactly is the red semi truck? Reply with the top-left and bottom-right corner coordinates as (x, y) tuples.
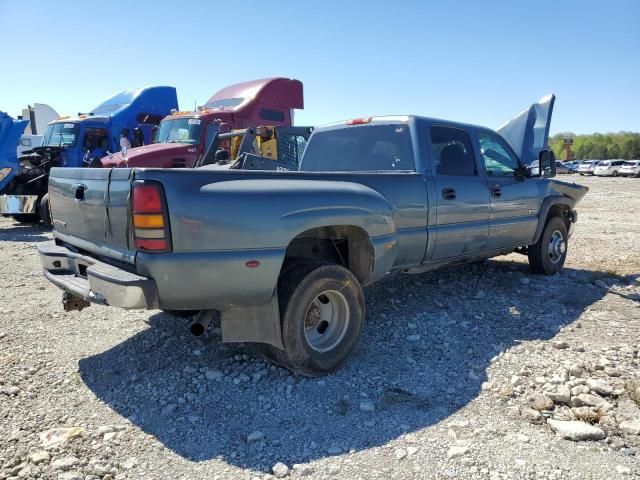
(100, 77), (304, 168)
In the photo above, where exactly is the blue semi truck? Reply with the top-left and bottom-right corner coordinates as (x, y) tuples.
(0, 86), (178, 225)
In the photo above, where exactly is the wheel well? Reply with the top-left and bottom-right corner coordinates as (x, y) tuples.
(282, 226), (374, 285)
(547, 204), (571, 231)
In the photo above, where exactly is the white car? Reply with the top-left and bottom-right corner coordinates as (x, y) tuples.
(577, 160), (600, 175)
(594, 160), (625, 177)
(620, 160), (640, 177)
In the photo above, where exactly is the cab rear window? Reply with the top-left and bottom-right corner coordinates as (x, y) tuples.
(301, 124), (415, 172)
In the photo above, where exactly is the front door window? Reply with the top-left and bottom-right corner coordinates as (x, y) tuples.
(478, 130), (520, 176)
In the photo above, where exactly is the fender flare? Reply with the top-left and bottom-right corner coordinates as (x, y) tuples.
(531, 195), (575, 245)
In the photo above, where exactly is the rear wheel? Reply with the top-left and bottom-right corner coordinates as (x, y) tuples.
(612, 170), (618, 177)
(260, 262), (365, 376)
(528, 216), (568, 275)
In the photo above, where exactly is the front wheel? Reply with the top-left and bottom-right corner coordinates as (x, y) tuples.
(528, 216), (568, 275)
(612, 171), (618, 177)
(261, 262), (365, 376)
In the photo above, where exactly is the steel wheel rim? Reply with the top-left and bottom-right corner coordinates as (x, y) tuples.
(548, 230), (566, 264)
(304, 290), (350, 353)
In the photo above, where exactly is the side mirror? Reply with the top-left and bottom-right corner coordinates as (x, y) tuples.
(538, 149), (556, 177)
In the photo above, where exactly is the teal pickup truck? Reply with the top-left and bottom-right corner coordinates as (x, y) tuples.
(38, 94), (587, 376)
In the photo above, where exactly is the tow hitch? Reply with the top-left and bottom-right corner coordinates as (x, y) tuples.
(62, 292), (91, 312)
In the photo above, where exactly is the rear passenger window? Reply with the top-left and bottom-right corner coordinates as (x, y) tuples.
(301, 124), (414, 172)
(430, 126), (476, 176)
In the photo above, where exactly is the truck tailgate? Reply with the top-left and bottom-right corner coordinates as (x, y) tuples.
(48, 167), (135, 262)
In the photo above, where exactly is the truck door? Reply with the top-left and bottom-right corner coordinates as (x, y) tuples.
(476, 129), (539, 249)
(427, 125), (490, 260)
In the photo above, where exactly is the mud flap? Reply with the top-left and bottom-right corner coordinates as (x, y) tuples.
(220, 293), (284, 349)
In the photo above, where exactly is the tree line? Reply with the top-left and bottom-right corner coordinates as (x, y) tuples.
(549, 132), (640, 161)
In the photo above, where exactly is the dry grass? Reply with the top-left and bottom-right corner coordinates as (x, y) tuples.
(572, 408), (604, 425)
(625, 379), (640, 407)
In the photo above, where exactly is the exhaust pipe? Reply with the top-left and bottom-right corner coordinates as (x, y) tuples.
(190, 310), (215, 336)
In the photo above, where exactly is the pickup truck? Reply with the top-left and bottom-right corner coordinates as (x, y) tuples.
(38, 94), (588, 376)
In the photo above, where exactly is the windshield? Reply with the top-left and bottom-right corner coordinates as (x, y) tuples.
(155, 118), (202, 145)
(204, 97), (245, 110)
(42, 122), (79, 147)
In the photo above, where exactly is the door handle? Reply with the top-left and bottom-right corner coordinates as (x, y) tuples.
(490, 185), (502, 197)
(442, 187), (456, 200)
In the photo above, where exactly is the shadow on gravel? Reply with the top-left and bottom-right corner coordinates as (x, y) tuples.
(0, 223), (50, 242)
(79, 259), (616, 471)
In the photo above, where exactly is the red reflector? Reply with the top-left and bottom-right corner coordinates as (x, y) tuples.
(133, 185), (163, 213)
(135, 238), (168, 251)
(245, 260), (260, 268)
(346, 117), (372, 125)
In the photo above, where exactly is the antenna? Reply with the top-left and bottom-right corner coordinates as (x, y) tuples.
(194, 99), (196, 111)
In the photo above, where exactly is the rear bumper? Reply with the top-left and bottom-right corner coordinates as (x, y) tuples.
(0, 194), (38, 214)
(38, 241), (159, 309)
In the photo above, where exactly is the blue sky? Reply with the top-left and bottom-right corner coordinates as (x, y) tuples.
(0, 0), (638, 134)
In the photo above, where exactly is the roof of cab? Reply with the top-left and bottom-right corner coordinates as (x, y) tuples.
(314, 115), (489, 133)
(205, 77), (303, 110)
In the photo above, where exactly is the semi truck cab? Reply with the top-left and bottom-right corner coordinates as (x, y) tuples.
(0, 86), (178, 224)
(100, 77), (304, 168)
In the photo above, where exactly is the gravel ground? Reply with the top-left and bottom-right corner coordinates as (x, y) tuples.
(1, 175), (639, 480)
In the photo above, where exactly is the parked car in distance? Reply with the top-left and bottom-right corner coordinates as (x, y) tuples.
(528, 160), (574, 176)
(620, 160), (640, 177)
(38, 94), (589, 376)
(577, 160), (600, 175)
(556, 161), (575, 174)
(594, 160), (625, 177)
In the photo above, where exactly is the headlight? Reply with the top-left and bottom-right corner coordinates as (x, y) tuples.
(0, 167), (12, 182)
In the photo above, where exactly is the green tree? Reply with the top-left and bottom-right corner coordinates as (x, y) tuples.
(607, 144), (621, 159)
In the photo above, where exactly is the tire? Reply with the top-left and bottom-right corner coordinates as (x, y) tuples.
(528, 216), (568, 275)
(39, 194), (52, 227)
(261, 262), (365, 376)
(11, 214), (40, 224)
(612, 171), (618, 177)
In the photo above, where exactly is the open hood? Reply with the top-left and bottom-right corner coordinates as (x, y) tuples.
(497, 94), (555, 165)
(0, 112), (28, 191)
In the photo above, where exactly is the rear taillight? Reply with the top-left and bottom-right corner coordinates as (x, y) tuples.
(132, 181), (171, 252)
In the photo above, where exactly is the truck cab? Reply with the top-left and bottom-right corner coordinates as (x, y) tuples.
(0, 87), (178, 224)
(100, 77), (304, 168)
